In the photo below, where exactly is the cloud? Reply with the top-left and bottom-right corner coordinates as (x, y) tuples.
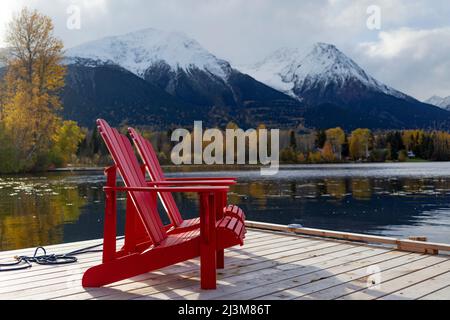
(354, 27), (450, 100)
(0, 0), (449, 99)
(0, 1), (24, 46)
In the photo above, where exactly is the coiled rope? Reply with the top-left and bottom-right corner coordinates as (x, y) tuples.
(0, 237), (124, 272)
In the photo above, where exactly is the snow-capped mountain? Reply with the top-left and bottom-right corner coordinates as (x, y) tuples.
(426, 95), (450, 111)
(240, 42), (450, 129)
(66, 28), (232, 80)
(241, 42), (410, 104)
(2, 28), (450, 129)
(63, 28), (301, 128)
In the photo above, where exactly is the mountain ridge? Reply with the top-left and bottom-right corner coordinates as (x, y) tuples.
(426, 95), (450, 111)
(240, 42), (450, 129)
(2, 28), (450, 130)
(65, 28), (232, 80)
(241, 42), (412, 104)
(63, 28), (304, 128)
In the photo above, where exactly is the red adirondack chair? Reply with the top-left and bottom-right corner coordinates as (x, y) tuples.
(128, 127), (246, 269)
(128, 127), (245, 229)
(82, 120), (245, 289)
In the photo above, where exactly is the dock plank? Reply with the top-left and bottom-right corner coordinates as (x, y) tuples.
(143, 247), (389, 300)
(0, 229), (449, 300)
(380, 271), (450, 300)
(290, 253), (431, 300)
(0, 230), (293, 286)
(92, 243), (357, 301)
(260, 253), (426, 300)
(4, 237), (327, 299)
(29, 240), (345, 300)
(339, 259), (450, 300)
(208, 249), (402, 300)
(419, 285), (450, 300)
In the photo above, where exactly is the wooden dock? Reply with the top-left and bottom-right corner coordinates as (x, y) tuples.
(1, 223), (450, 300)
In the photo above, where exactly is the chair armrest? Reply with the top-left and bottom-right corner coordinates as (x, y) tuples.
(104, 185), (221, 246)
(104, 185), (229, 193)
(146, 180), (236, 187)
(166, 177), (237, 181)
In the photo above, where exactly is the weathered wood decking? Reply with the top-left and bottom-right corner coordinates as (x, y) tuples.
(1, 225), (449, 300)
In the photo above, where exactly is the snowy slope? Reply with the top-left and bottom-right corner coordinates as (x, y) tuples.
(66, 28), (232, 80)
(241, 43), (409, 101)
(426, 95), (450, 110)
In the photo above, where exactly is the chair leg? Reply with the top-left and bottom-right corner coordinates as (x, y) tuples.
(103, 167), (117, 263)
(124, 199), (137, 252)
(200, 193), (217, 290)
(216, 191), (226, 269)
(217, 249), (225, 269)
(201, 244), (217, 290)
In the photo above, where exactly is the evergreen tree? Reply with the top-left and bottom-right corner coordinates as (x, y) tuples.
(315, 130), (327, 149)
(289, 130), (297, 151)
(342, 134), (350, 159)
(386, 131), (405, 160)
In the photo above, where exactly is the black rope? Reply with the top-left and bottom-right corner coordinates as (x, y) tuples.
(0, 237), (124, 272)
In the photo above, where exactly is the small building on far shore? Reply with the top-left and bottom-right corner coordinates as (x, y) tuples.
(408, 151), (416, 158)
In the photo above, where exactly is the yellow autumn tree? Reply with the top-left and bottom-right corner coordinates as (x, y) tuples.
(50, 121), (86, 167)
(0, 65), (5, 118)
(325, 127), (345, 160)
(322, 141), (336, 162)
(349, 128), (372, 160)
(433, 131), (450, 160)
(1, 7), (66, 171)
(308, 151), (322, 163)
(402, 130), (424, 152)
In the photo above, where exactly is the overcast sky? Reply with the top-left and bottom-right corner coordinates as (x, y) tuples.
(1, 0), (449, 100)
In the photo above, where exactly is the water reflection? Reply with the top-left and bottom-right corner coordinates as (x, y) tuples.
(0, 173), (124, 251)
(1, 163), (450, 251)
(226, 178), (450, 231)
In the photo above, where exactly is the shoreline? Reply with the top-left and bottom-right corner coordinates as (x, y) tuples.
(46, 160), (444, 173)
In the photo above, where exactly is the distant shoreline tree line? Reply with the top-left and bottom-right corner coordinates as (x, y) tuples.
(74, 125), (450, 168)
(280, 127), (450, 164)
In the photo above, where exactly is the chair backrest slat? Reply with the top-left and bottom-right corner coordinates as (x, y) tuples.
(97, 119), (167, 244)
(129, 128), (184, 226)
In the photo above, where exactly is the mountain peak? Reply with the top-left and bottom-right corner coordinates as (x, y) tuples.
(242, 42), (408, 102)
(66, 27), (232, 79)
(312, 42), (338, 52)
(308, 42), (355, 68)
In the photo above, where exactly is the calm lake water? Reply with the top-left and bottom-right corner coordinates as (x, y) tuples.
(1, 162), (450, 251)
